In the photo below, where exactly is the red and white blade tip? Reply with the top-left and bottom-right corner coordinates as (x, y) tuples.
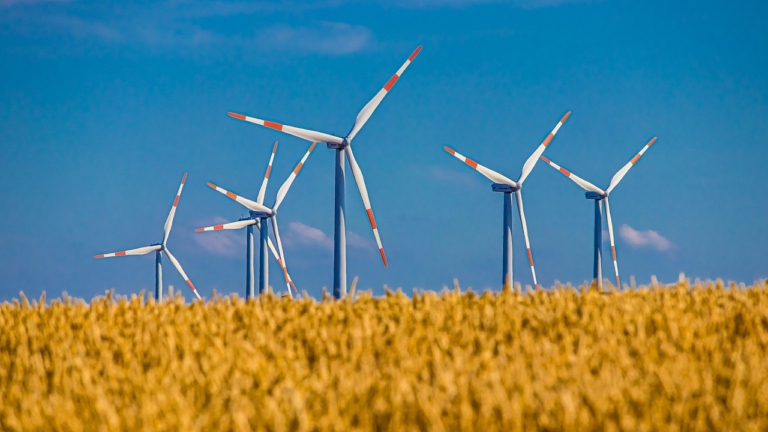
(409, 46), (422, 61)
(228, 112), (246, 120)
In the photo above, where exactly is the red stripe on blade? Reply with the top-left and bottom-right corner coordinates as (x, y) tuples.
(226, 191), (237, 200)
(228, 112), (246, 120)
(173, 196), (180, 207)
(366, 209), (377, 229)
(94, 254), (104, 259)
(540, 155), (551, 164)
(383, 74), (399, 91)
(214, 225), (224, 230)
(559, 167), (571, 176)
(541, 133), (554, 148)
(612, 246), (617, 261)
(465, 158), (478, 169)
(409, 46), (422, 61)
(116, 251), (126, 256)
(443, 146), (455, 155)
(527, 248), (533, 266)
(186, 280), (196, 290)
(265, 166), (271, 178)
(264, 121), (283, 131)
(293, 162), (303, 174)
(181, 173), (187, 184)
(379, 248), (388, 268)
(630, 154), (641, 165)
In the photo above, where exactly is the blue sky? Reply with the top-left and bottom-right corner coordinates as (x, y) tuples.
(1, 0), (766, 300)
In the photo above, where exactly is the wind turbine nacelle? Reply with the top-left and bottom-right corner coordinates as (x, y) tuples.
(248, 210), (270, 219)
(326, 141), (348, 150)
(491, 183), (519, 193)
(585, 191), (606, 200)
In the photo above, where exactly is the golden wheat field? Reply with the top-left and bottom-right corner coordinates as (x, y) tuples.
(1, 280), (768, 431)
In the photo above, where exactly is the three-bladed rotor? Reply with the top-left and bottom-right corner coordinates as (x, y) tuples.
(94, 173), (203, 301)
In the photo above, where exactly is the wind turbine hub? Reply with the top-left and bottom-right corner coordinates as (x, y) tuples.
(585, 191), (607, 200)
(326, 138), (349, 150)
(491, 183), (520, 193)
(249, 210), (270, 219)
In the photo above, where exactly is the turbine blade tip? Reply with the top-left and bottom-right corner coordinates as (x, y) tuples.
(228, 112), (246, 120)
(540, 155), (551, 163)
(181, 172), (188, 183)
(443, 146), (455, 154)
(379, 249), (388, 268)
(94, 254), (104, 259)
(194, 228), (204, 232)
(562, 111), (572, 121)
(206, 182), (216, 189)
(409, 46), (422, 61)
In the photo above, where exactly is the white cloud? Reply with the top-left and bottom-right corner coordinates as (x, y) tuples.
(428, 165), (484, 189)
(346, 230), (375, 250)
(619, 223), (673, 252)
(285, 221), (373, 250)
(255, 22), (372, 55)
(286, 222), (334, 249)
(191, 217), (246, 258)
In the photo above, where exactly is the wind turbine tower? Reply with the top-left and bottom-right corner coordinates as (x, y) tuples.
(227, 47), (422, 298)
(540, 137), (658, 289)
(200, 142), (317, 298)
(94, 173), (202, 301)
(195, 142), (297, 298)
(444, 112), (571, 289)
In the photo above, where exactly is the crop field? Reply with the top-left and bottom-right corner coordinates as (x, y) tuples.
(1, 280), (768, 431)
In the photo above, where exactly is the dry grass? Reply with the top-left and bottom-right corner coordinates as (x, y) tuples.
(1, 280), (768, 431)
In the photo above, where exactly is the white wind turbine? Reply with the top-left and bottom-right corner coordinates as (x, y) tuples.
(540, 137), (658, 289)
(195, 141), (296, 298)
(227, 46), (422, 298)
(94, 173), (202, 301)
(203, 142), (317, 299)
(444, 112), (571, 289)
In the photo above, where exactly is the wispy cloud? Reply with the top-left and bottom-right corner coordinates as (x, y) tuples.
(285, 222), (373, 250)
(428, 165), (484, 189)
(286, 222), (334, 250)
(191, 217), (245, 258)
(255, 22), (372, 55)
(620, 223), (674, 252)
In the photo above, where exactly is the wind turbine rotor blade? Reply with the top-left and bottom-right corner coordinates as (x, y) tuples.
(515, 189), (539, 290)
(257, 141), (278, 205)
(345, 145), (388, 267)
(163, 173), (187, 245)
(269, 216), (293, 297)
(347, 46), (422, 141)
(540, 156), (605, 195)
(195, 219), (255, 232)
(163, 248), (202, 301)
(604, 197), (621, 289)
(273, 142), (317, 211)
(606, 137), (657, 195)
(518, 111), (571, 185)
(207, 182), (273, 214)
(227, 112), (343, 145)
(94, 244), (161, 259)
(256, 219), (297, 293)
(443, 146), (518, 187)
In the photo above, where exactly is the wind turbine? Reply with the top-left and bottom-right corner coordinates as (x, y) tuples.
(94, 173), (202, 301)
(540, 136), (658, 289)
(443, 112), (571, 290)
(227, 46), (422, 298)
(195, 141), (297, 299)
(203, 142), (317, 299)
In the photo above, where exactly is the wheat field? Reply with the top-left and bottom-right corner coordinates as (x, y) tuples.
(1, 280), (767, 431)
